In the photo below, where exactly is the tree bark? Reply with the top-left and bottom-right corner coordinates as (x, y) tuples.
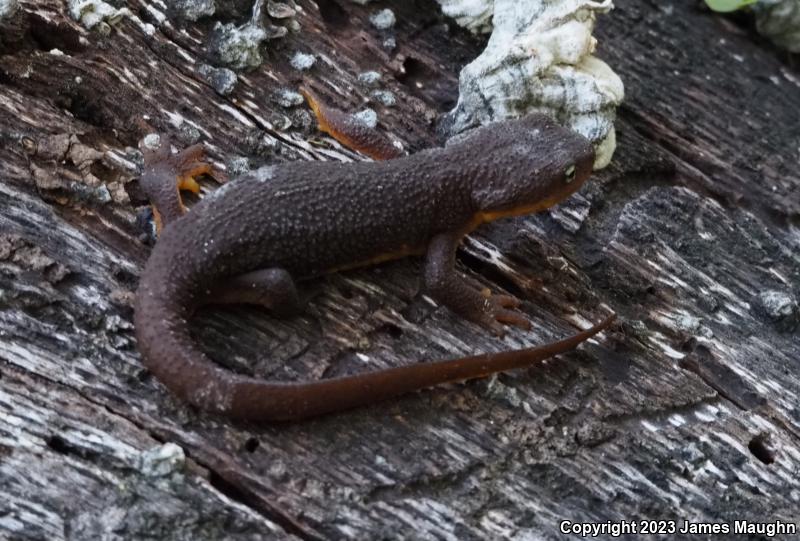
(1, 0), (799, 539)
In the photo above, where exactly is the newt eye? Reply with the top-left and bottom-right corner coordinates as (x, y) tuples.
(565, 164), (576, 183)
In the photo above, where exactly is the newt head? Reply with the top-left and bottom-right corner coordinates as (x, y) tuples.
(468, 114), (595, 223)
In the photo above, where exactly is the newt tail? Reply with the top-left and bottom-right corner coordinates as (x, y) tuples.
(136, 255), (614, 420)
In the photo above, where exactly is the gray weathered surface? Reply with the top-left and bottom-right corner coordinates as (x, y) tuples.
(1, 0), (799, 540)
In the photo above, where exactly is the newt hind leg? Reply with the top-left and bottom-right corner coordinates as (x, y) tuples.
(300, 85), (402, 161)
(140, 136), (227, 232)
(207, 268), (303, 317)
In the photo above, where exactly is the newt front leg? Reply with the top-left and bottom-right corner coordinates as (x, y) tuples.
(424, 233), (531, 335)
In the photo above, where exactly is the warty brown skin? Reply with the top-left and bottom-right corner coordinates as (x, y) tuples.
(134, 115), (611, 421)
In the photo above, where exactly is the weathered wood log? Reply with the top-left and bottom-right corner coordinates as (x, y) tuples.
(1, 0), (799, 539)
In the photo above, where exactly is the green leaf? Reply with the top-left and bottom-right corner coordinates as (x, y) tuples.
(704, 0), (759, 13)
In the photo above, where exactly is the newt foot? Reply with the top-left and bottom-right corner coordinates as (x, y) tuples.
(140, 136), (228, 231)
(481, 291), (532, 336)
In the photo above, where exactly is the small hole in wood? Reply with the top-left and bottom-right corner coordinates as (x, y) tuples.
(27, 13), (83, 54)
(680, 337), (697, 352)
(748, 434), (775, 465)
(338, 285), (354, 300)
(63, 91), (107, 127)
(209, 471), (251, 505)
(244, 437), (260, 453)
(316, 0), (349, 28)
(113, 266), (139, 289)
(380, 323), (403, 339)
(46, 435), (69, 455)
(397, 57), (433, 89)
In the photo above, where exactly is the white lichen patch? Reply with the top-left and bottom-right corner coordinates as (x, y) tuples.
(170, 0), (216, 21)
(274, 88), (304, 107)
(142, 133), (161, 150)
(139, 442), (186, 477)
(198, 64), (238, 96)
(68, 0), (131, 30)
(358, 70), (382, 86)
(437, 0), (494, 33)
(441, 0), (624, 169)
(370, 89), (396, 107)
(211, 22), (268, 70)
(290, 51), (316, 71)
(369, 8), (396, 30)
(206, 0), (297, 70)
(756, 289), (798, 319)
(353, 108), (377, 128)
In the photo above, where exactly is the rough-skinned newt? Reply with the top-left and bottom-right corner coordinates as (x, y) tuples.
(134, 114), (614, 421)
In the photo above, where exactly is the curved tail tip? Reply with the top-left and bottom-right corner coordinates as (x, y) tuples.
(602, 312), (617, 325)
(592, 313), (617, 334)
(583, 312), (617, 336)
